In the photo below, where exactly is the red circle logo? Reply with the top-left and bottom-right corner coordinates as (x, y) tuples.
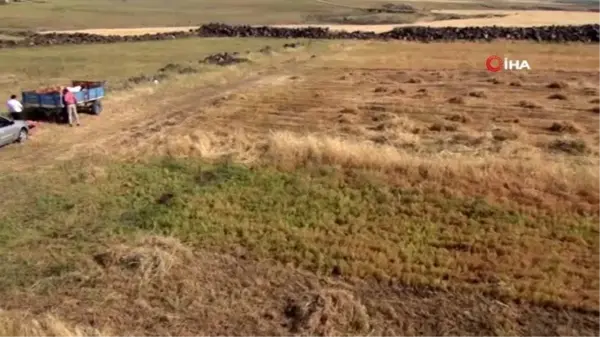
(486, 55), (503, 72)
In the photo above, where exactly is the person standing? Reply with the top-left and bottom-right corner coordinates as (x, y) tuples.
(6, 94), (23, 120)
(62, 88), (80, 126)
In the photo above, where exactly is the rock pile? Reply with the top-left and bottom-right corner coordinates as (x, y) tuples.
(380, 24), (600, 42)
(199, 52), (250, 66)
(158, 63), (198, 74)
(0, 23), (597, 49)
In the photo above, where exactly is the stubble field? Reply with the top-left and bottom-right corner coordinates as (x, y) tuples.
(0, 36), (598, 335)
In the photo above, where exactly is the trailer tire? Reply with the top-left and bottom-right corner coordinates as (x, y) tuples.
(56, 108), (66, 124)
(91, 100), (103, 115)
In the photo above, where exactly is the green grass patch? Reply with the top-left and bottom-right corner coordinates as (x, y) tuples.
(1, 0), (582, 31)
(0, 158), (597, 309)
(0, 0), (437, 31)
(0, 0), (332, 30)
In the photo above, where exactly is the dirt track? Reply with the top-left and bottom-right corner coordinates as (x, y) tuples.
(43, 27), (200, 36)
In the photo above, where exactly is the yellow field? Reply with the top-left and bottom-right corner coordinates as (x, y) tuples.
(44, 27), (201, 36)
(421, 9), (600, 27)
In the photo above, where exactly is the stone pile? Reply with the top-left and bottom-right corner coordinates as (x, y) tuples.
(0, 23), (597, 49)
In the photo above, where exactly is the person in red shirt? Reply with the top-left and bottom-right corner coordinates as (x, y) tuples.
(62, 87), (80, 126)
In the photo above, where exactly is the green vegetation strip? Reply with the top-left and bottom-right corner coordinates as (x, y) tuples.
(0, 159), (597, 310)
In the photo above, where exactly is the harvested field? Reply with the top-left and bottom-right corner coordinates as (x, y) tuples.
(276, 9), (600, 29)
(0, 38), (598, 335)
(415, 9), (600, 27)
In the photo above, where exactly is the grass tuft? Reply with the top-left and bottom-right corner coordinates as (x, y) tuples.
(0, 311), (105, 337)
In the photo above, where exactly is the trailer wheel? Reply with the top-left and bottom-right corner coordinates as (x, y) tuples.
(91, 100), (103, 115)
(56, 108), (66, 124)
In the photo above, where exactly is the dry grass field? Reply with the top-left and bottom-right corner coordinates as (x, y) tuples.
(405, 9), (600, 26)
(270, 8), (599, 31)
(0, 37), (597, 335)
(1, 0), (597, 31)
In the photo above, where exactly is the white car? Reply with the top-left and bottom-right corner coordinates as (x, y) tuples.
(0, 116), (29, 147)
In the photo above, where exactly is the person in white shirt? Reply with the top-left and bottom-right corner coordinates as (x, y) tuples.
(6, 94), (23, 120)
(7, 94), (23, 112)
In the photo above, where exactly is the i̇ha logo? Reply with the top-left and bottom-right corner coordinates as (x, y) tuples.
(486, 55), (531, 72)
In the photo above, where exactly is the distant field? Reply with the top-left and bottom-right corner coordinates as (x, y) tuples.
(41, 9), (600, 36)
(419, 9), (600, 27)
(272, 9), (599, 31)
(1, 0), (424, 30)
(0, 0), (596, 31)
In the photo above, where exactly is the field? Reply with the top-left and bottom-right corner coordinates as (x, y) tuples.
(1, 0), (598, 31)
(46, 7), (600, 36)
(0, 34), (598, 335)
(0, 0), (599, 335)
